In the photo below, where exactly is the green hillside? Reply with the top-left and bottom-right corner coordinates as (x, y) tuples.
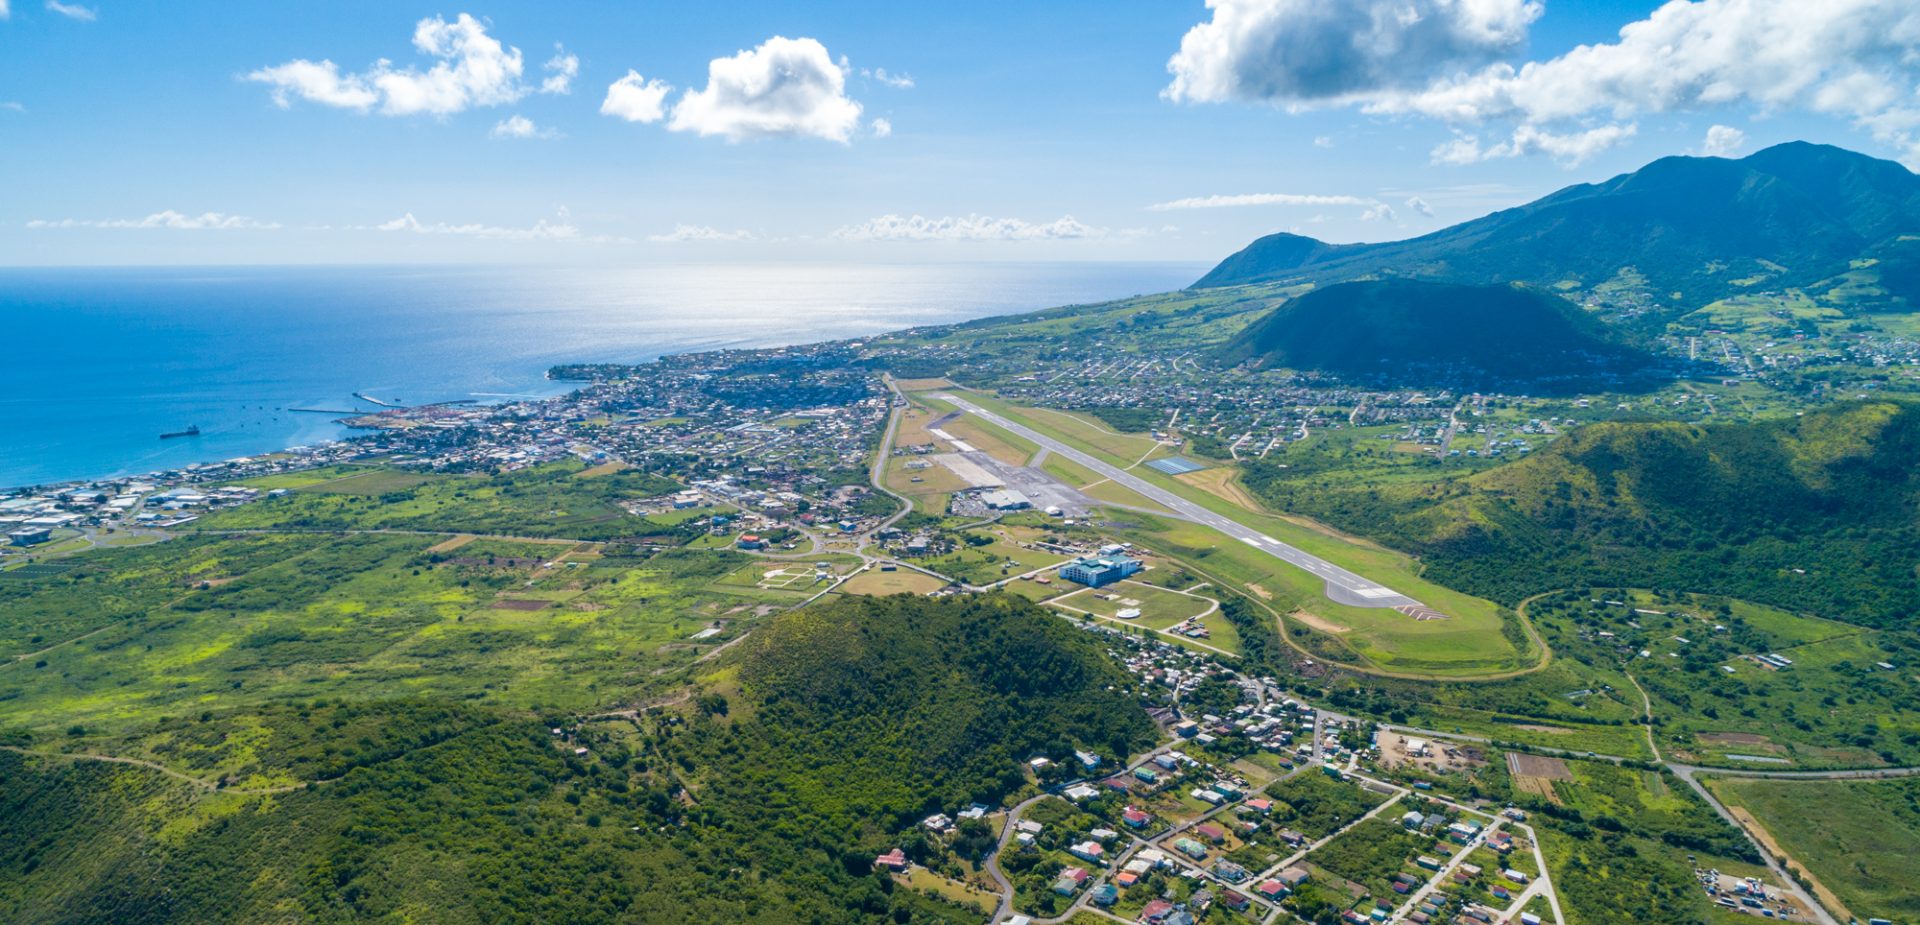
(1219, 279), (1661, 393)
(1195, 142), (1920, 313)
(1243, 401), (1920, 624)
(0, 592), (1149, 924)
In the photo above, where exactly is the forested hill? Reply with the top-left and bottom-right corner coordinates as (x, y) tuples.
(1243, 401), (1920, 625)
(1194, 142), (1920, 308)
(0, 594), (1151, 925)
(1217, 279), (1661, 394)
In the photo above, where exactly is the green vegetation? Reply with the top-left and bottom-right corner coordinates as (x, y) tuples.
(1305, 816), (1428, 901)
(1195, 142), (1920, 317)
(0, 531), (790, 745)
(1263, 772), (1388, 840)
(1518, 759), (1758, 925)
(202, 461), (685, 541)
(0, 589), (1149, 924)
(1529, 590), (1920, 767)
(1244, 401), (1920, 628)
(1710, 776), (1920, 924)
(1220, 280), (1661, 394)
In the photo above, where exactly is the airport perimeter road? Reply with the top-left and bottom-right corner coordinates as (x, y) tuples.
(936, 394), (1425, 611)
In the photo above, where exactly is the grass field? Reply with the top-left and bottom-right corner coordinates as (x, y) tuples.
(206, 460), (686, 541)
(940, 391), (1533, 679)
(839, 568), (947, 596)
(1528, 590), (1920, 767)
(1708, 776), (1920, 924)
(0, 533), (796, 777)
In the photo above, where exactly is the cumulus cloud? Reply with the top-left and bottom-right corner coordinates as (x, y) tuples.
(1172, 0), (1920, 165)
(541, 47), (578, 95)
(1147, 192), (1375, 210)
(832, 214), (1100, 242)
(248, 13), (532, 116)
(1381, 0), (1920, 163)
(1166, 0), (1540, 105)
(648, 225), (755, 243)
(1701, 123), (1747, 156)
(1406, 196), (1435, 217)
(601, 70), (672, 123)
(27, 211), (280, 230)
(1430, 124), (1638, 165)
(490, 114), (558, 139)
(871, 117), (893, 138)
(1360, 202), (1396, 221)
(44, 1), (93, 21)
(667, 36), (864, 142)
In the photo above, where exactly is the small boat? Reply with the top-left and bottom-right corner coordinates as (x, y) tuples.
(160, 425), (202, 440)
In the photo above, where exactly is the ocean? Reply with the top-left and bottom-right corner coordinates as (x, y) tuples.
(0, 262), (1205, 489)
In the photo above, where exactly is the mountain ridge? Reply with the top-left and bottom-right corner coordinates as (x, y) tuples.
(1194, 142), (1920, 310)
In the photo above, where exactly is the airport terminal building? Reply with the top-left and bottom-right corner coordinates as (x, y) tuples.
(1060, 555), (1142, 588)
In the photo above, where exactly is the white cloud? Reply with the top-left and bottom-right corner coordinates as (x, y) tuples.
(247, 60), (380, 111)
(1406, 195), (1435, 217)
(1148, 192), (1375, 210)
(376, 212), (579, 240)
(1379, 0), (1920, 163)
(0, 1), (10, 20)
(861, 67), (915, 89)
(601, 70), (672, 123)
(1360, 202), (1396, 221)
(27, 210), (280, 230)
(668, 36), (864, 142)
(1701, 123), (1747, 156)
(541, 47), (579, 95)
(248, 13), (530, 116)
(1166, 0), (1540, 105)
(832, 214), (1101, 242)
(871, 117), (893, 138)
(648, 224), (755, 243)
(1430, 124), (1638, 165)
(0, 102), (22, 112)
(490, 114), (558, 139)
(1173, 0), (1920, 166)
(44, 1), (93, 21)
(1313, 135), (1334, 147)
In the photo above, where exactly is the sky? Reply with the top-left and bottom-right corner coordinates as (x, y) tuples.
(2, 0), (1918, 265)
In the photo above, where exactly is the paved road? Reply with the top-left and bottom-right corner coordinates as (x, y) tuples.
(936, 394), (1422, 611)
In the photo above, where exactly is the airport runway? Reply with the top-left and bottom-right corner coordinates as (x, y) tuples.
(937, 394), (1425, 611)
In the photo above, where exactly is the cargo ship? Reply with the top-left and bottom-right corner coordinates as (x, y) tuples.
(160, 425), (202, 440)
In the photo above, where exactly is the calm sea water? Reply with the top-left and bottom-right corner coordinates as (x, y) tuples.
(0, 262), (1204, 489)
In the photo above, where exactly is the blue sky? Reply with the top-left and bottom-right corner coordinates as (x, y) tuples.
(2, 0), (1915, 265)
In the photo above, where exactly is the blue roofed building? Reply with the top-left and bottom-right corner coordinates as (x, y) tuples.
(1060, 555), (1142, 588)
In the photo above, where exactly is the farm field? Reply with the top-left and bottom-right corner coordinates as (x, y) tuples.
(1708, 776), (1920, 925)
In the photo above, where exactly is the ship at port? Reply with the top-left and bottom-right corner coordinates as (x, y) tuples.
(159, 425), (201, 440)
